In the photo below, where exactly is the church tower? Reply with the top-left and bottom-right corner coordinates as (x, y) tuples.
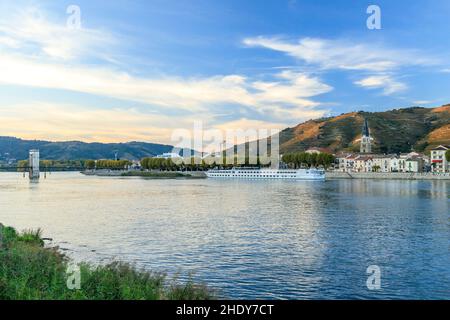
(360, 119), (372, 153)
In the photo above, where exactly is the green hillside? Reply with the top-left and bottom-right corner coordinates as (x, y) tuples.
(279, 105), (450, 154)
(0, 137), (174, 161)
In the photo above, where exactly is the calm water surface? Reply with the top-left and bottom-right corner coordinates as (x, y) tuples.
(0, 172), (449, 299)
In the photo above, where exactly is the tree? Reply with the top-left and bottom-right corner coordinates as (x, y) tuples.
(96, 159), (130, 170)
(372, 165), (381, 172)
(40, 160), (53, 169)
(324, 153), (336, 169)
(17, 160), (28, 172)
(281, 151), (335, 169)
(308, 153), (318, 167)
(284, 153), (292, 167)
(84, 160), (96, 170)
(446, 150), (450, 162)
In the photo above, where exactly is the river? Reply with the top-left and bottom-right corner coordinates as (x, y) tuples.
(0, 172), (449, 299)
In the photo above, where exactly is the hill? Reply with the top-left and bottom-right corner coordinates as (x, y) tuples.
(279, 105), (450, 154)
(0, 137), (174, 161)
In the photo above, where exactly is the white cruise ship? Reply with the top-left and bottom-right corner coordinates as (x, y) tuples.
(205, 167), (325, 180)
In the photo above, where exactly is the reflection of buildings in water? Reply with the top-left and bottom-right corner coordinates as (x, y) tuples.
(429, 180), (449, 200)
(335, 180), (449, 229)
(334, 179), (447, 198)
(428, 181), (449, 227)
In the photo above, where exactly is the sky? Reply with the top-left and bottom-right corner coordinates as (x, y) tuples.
(0, 0), (449, 144)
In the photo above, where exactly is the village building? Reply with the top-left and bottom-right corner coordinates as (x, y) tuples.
(337, 153), (358, 172)
(155, 152), (182, 159)
(430, 145), (449, 173)
(371, 154), (394, 172)
(334, 121), (429, 173)
(354, 155), (374, 172)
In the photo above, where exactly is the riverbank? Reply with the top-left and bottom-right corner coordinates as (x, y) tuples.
(326, 171), (450, 180)
(82, 169), (207, 179)
(0, 223), (213, 300)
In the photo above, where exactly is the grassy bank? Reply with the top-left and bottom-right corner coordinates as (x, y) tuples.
(0, 224), (213, 300)
(121, 171), (206, 179)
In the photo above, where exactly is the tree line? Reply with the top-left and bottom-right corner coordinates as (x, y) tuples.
(140, 155), (277, 171)
(141, 157), (222, 171)
(141, 158), (182, 171)
(15, 159), (131, 171)
(93, 160), (131, 170)
(281, 152), (335, 169)
(16, 160), (91, 171)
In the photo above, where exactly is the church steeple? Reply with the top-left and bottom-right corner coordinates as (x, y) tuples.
(362, 119), (370, 137)
(360, 118), (372, 153)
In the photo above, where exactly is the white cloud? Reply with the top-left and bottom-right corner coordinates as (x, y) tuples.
(354, 75), (407, 95)
(441, 69), (450, 73)
(0, 53), (331, 116)
(243, 36), (443, 96)
(412, 100), (434, 105)
(0, 36), (20, 48)
(0, 6), (115, 60)
(243, 36), (434, 72)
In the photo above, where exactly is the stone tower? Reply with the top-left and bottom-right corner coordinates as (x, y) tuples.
(360, 119), (372, 153)
(29, 149), (40, 180)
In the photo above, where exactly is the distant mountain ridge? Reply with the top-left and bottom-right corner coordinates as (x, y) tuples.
(0, 137), (174, 161)
(279, 104), (450, 154)
(1, 105), (449, 161)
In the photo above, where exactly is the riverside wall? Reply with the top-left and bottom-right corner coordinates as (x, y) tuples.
(326, 171), (450, 180)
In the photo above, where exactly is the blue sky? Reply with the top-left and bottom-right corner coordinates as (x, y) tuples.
(0, 0), (449, 143)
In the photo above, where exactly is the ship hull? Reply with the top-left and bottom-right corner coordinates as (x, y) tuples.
(205, 168), (325, 180)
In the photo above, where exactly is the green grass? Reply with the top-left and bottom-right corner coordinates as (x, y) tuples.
(0, 224), (213, 300)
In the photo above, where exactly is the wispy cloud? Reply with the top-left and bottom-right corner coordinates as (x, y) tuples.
(243, 36), (438, 96)
(0, 6), (115, 61)
(243, 36), (434, 72)
(412, 100), (438, 105)
(0, 53), (331, 117)
(354, 75), (407, 95)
